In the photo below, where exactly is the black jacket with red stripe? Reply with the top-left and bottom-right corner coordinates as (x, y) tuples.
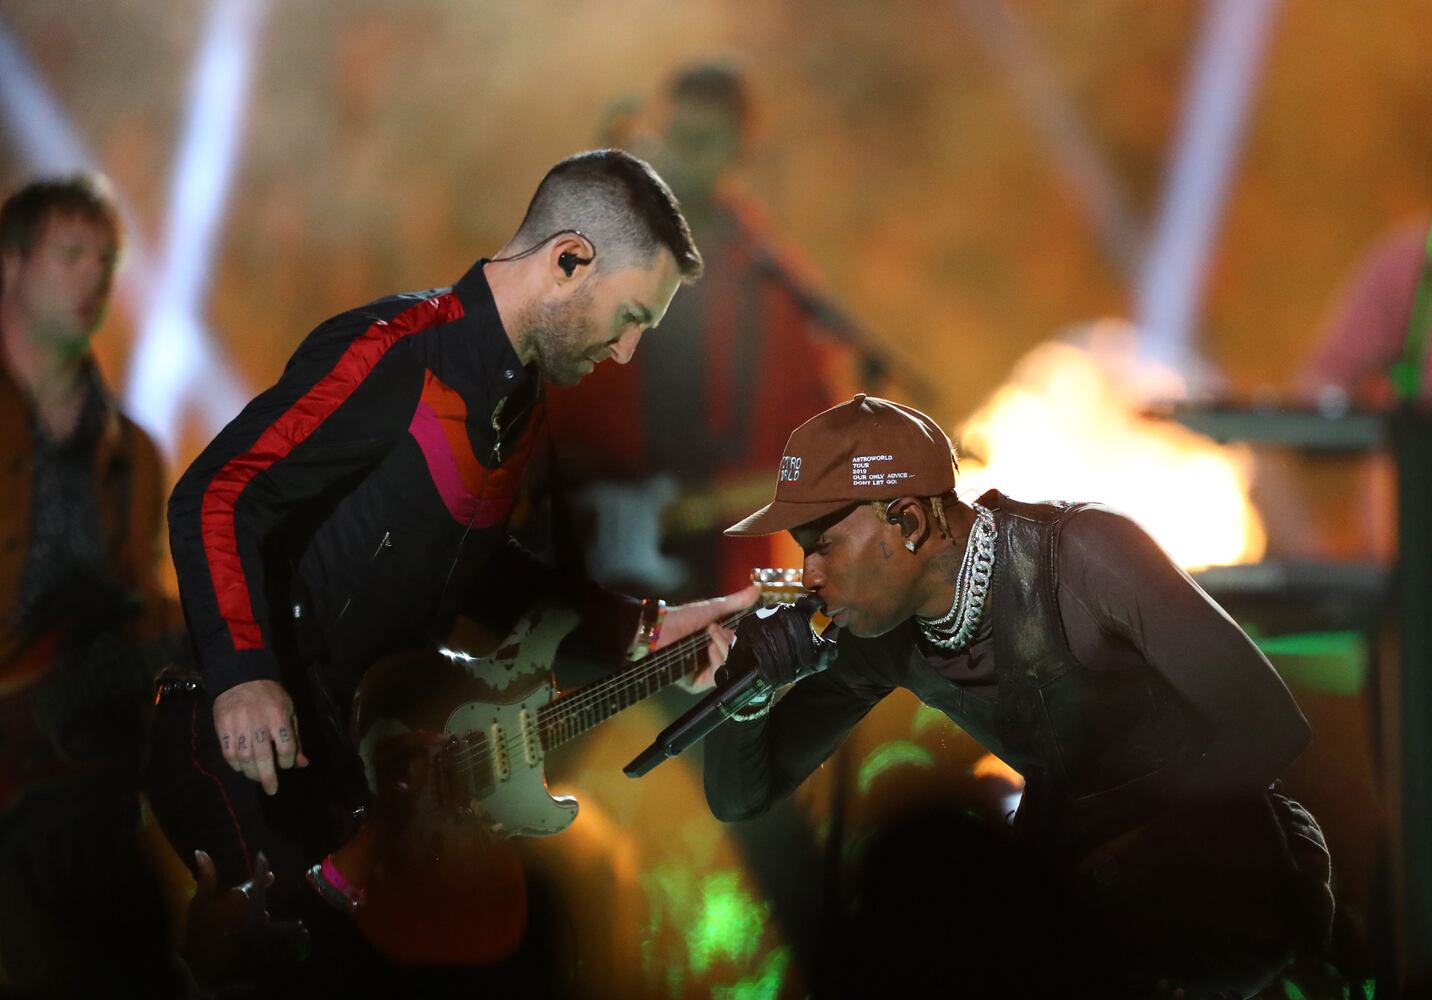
(168, 261), (638, 702)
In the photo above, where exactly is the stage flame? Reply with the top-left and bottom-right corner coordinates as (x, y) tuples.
(956, 321), (1265, 570)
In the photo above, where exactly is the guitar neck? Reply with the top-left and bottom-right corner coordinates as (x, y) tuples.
(537, 609), (751, 751)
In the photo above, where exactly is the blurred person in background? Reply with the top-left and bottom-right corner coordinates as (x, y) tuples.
(0, 174), (178, 996)
(1298, 219), (1432, 409)
(1255, 220), (1432, 567)
(1292, 219), (1432, 992)
(535, 64), (888, 981)
(700, 394), (1335, 999)
(152, 149), (752, 993)
(542, 63), (859, 600)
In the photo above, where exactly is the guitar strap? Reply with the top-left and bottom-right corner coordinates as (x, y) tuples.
(1390, 222), (1432, 403)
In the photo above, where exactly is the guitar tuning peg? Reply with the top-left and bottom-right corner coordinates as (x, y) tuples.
(749, 567), (804, 584)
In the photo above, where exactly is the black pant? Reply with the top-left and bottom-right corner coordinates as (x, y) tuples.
(822, 799), (1330, 1000)
(0, 776), (171, 997)
(146, 680), (394, 996)
(144, 681), (354, 907)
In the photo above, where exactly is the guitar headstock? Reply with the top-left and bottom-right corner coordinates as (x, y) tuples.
(750, 567), (834, 638)
(750, 567), (806, 608)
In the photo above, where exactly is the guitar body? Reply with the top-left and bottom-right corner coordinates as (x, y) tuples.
(577, 475), (688, 591)
(340, 603), (581, 965)
(334, 571), (805, 965)
(575, 473), (785, 592)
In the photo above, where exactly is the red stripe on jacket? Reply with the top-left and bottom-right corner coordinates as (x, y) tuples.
(200, 294), (464, 650)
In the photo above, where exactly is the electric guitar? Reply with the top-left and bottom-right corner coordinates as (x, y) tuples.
(575, 473), (781, 591)
(331, 568), (806, 965)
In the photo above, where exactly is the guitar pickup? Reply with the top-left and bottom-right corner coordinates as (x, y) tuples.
(490, 723), (510, 782)
(519, 709), (543, 766)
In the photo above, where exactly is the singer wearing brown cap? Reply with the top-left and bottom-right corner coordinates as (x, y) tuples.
(700, 393), (1334, 999)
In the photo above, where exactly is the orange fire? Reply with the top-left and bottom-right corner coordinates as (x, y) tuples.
(956, 321), (1265, 570)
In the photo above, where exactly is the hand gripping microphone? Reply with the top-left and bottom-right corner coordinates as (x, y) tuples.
(623, 594), (838, 778)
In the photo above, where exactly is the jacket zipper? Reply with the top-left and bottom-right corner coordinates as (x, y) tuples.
(489, 387), (537, 466)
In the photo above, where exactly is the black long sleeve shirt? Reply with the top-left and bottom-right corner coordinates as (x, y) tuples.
(169, 261), (638, 697)
(705, 506), (1310, 824)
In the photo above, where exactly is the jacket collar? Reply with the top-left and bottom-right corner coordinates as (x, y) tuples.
(451, 259), (535, 397)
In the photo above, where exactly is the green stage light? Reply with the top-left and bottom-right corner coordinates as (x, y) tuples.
(858, 740), (935, 796)
(1256, 630), (1367, 695)
(688, 872), (769, 975)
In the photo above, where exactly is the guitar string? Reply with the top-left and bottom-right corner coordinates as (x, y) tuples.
(443, 607), (754, 776)
(536, 606), (757, 726)
(504, 580), (805, 727)
(441, 631), (712, 785)
(461, 603), (757, 752)
(442, 606), (763, 780)
(438, 578), (808, 783)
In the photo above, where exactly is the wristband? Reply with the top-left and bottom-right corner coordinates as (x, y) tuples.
(728, 699), (773, 723)
(305, 855), (364, 913)
(723, 687), (774, 723)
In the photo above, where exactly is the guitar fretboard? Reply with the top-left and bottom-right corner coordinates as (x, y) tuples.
(536, 608), (756, 750)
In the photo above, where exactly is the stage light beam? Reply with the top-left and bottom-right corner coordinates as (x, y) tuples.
(1136, 0), (1283, 373)
(127, 0), (271, 450)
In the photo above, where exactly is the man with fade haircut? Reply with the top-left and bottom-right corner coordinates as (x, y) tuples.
(154, 150), (754, 929)
(697, 394), (1335, 998)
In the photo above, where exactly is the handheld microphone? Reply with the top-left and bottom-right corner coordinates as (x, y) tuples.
(623, 595), (836, 778)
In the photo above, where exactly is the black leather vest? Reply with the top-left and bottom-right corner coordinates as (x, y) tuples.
(974, 491), (1208, 855)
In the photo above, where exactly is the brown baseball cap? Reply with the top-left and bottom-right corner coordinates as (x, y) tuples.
(726, 393), (956, 536)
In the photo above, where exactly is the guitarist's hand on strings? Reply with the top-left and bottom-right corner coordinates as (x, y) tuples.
(679, 596), (836, 695)
(682, 621), (737, 693)
(213, 679), (310, 795)
(646, 583), (759, 694)
(657, 583), (759, 649)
